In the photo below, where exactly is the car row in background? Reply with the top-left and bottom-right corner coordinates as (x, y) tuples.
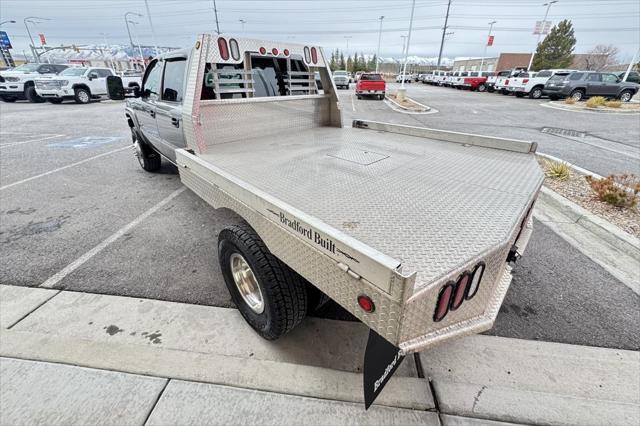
(0, 64), (141, 104)
(420, 68), (639, 101)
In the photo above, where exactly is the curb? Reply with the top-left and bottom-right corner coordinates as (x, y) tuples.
(539, 186), (640, 258)
(384, 95), (432, 113)
(536, 152), (604, 180)
(541, 101), (640, 115)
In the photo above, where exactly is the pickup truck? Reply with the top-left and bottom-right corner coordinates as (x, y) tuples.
(494, 68), (528, 95)
(34, 66), (133, 104)
(333, 70), (350, 89)
(506, 69), (575, 99)
(106, 34), (543, 408)
(395, 73), (412, 83)
(355, 73), (385, 100)
(450, 71), (469, 89)
(461, 72), (492, 92)
(0, 62), (71, 102)
(486, 70), (510, 93)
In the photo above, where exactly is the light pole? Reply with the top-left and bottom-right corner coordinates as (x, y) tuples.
(239, 19), (246, 32)
(479, 21), (496, 74)
(436, 0), (452, 69)
(527, 0), (558, 71)
(375, 16), (384, 73)
(399, 0), (416, 94)
(0, 20), (16, 26)
(211, 0), (220, 34)
(128, 20), (146, 71)
(124, 12), (143, 48)
(24, 16), (50, 63)
(344, 36), (352, 72)
(143, 0), (160, 57)
(399, 35), (407, 74)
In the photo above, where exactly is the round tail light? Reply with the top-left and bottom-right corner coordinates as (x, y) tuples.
(283, 49), (290, 56)
(466, 262), (485, 300)
(259, 46), (266, 55)
(450, 273), (470, 311)
(357, 295), (375, 313)
(272, 48), (279, 56)
(433, 283), (454, 322)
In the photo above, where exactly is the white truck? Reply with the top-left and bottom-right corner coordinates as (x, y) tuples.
(0, 63), (71, 102)
(106, 34), (543, 408)
(505, 69), (577, 99)
(35, 67), (141, 104)
(486, 70), (510, 92)
(494, 68), (528, 95)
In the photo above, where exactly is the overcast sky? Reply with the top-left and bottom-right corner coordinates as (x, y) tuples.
(1, 0), (639, 61)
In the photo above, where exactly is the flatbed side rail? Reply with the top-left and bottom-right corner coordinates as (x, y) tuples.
(353, 120), (537, 154)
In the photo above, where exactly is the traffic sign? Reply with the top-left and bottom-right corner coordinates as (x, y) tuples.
(0, 31), (12, 49)
(487, 35), (494, 46)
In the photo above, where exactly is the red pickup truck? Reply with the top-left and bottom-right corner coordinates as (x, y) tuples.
(461, 71), (493, 92)
(355, 73), (386, 100)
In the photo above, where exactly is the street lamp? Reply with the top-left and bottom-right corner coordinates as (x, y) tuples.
(375, 16), (384, 73)
(399, 0), (416, 96)
(143, 0), (160, 57)
(239, 19), (246, 32)
(127, 20), (146, 71)
(527, 0), (558, 70)
(479, 21), (496, 74)
(344, 36), (352, 72)
(124, 12), (143, 48)
(24, 16), (51, 63)
(0, 20), (16, 26)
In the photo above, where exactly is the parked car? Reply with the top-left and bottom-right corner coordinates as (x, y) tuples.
(486, 70), (510, 93)
(395, 73), (412, 83)
(354, 71), (364, 82)
(461, 72), (492, 92)
(0, 63), (71, 102)
(504, 72), (538, 97)
(34, 66), (115, 104)
(494, 68), (528, 94)
(333, 70), (350, 89)
(451, 72), (469, 89)
(543, 71), (639, 102)
(507, 69), (576, 99)
(355, 72), (385, 100)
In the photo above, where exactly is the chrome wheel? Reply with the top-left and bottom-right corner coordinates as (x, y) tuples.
(134, 141), (145, 168)
(77, 90), (90, 103)
(619, 91), (632, 102)
(571, 90), (584, 101)
(230, 253), (264, 314)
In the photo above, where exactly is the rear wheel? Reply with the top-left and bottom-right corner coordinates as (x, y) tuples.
(74, 88), (91, 104)
(529, 87), (543, 99)
(501, 89), (509, 95)
(619, 90), (633, 102)
(477, 84), (487, 92)
(133, 136), (161, 172)
(487, 86), (495, 93)
(218, 224), (308, 340)
(25, 86), (44, 103)
(570, 89), (584, 101)
(47, 98), (64, 104)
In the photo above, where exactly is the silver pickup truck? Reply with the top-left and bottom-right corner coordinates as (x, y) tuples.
(107, 34), (543, 407)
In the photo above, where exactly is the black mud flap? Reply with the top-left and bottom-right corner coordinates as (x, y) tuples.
(363, 329), (405, 409)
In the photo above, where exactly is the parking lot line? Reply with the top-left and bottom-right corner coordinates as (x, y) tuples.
(39, 187), (187, 289)
(0, 134), (66, 148)
(0, 146), (130, 191)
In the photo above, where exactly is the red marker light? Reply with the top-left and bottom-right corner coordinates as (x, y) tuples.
(434, 282), (454, 322)
(450, 273), (470, 311)
(217, 37), (229, 60)
(357, 295), (375, 313)
(272, 48), (279, 55)
(283, 49), (290, 56)
(311, 47), (318, 64)
(259, 46), (266, 55)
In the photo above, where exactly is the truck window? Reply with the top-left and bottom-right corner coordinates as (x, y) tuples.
(569, 72), (584, 81)
(587, 73), (601, 82)
(602, 74), (618, 83)
(96, 69), (113, 78)
(360, 74), (382, 81)
(161, 59), (186, 102)
(142, 60), (162, 98)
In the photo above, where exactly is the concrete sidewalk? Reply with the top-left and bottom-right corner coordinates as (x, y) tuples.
(1, 284), (639, 425)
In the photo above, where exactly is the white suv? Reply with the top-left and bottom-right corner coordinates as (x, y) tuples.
(35, 67), (114, 104)
(0, 63), (70, 102)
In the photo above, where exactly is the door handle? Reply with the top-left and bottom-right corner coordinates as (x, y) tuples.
(149, 110), (156, 118)
(171, 117), (180, 128)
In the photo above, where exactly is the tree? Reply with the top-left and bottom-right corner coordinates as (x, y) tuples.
(368, 54), (377, 71)
(577, 44), (619, 70)
(346, 55), (353, 73)
(531, 19), (576, 71)
(338, 52), (346, 70)
(329, 49), (338, 71)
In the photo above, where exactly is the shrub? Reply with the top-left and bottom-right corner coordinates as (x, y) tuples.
(545, 160), (571, 180)
(604, 100), (622, 108)
(585, 174), (640, 208)
(564, 97), (576, 105)
(586, 96), (607, 108)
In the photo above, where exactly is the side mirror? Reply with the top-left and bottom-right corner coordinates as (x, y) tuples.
(106, 76), (125, 100)
(88, 73), (98, 80)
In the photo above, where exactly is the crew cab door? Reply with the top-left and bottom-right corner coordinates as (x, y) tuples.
(92, 69), (113, 95)
(134, 59), (164, 155)
(155, 57), (188, 162)
(585, 73), (603, 96)
(600, 73), (621, 97)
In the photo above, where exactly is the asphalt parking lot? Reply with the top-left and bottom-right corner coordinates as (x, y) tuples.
(1, 88), (638, 350)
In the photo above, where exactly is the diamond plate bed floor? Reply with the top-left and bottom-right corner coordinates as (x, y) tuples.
(199, 126), (543, 290)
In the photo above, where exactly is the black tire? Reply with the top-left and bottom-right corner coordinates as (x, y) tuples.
(47, 98), (64, 104)
(25, 86), (44, 103)
(477, 84), (487, 92)
(618, 90), (633, 102)
(218, 224), (308, 340)
(357, 95), (362, 100)
(515, 92), (525, 98)
(549, 95), (559, 101)
(529, 87), (543, 99)
(0, 96), (17, 103)
(379, 94), (385, 100)
(133, 136), (161, 172)
(487, 86), (495, 93)
(570, 89), (584, 101)
(74, 87), (91, 104)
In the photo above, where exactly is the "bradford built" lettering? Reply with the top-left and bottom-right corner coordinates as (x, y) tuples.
(280, 213), (336, 254)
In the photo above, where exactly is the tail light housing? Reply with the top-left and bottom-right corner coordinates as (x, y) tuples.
(283, 49), (290, 56)
(466, 262), (485, 300)
(523, 79), (529, 84)
(217, 37), (229, 61)
(450, 273), (470, 311)
(259, 46), (267, 55)
(229, 39), (240, 60)
(433, 283), (454, 322)
(357, 295), (375, 313)
(272, 47), (279, 56)
(310, 47), (318, 64)
(433, 262), (486, 322)
(505, 79), (509, 85)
